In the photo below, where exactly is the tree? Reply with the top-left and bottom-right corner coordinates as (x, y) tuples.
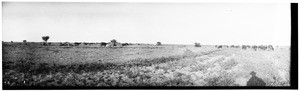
(42, 36), (50, 45)
(194, 42), (201, 47)
(156, 42), (162, 45)
(23, 40), (27, 45)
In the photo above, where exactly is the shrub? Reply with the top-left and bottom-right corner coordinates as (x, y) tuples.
(156, 42), (162, 46)
(195, 42), (201, 47)
(23, 40), (27, 45)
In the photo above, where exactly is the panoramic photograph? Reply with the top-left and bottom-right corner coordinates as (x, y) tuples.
(2, 2), (292, 88)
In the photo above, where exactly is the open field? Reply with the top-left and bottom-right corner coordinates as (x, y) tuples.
(2, 42), (290, 87)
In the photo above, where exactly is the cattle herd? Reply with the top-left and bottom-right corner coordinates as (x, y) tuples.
(59, 42), (131, 47)
(58, 42), (275, 51)
(17, 40), (276, 51)
(215, 45), (275, 51)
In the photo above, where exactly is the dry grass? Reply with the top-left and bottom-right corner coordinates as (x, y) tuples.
(2, 42), (290, 87)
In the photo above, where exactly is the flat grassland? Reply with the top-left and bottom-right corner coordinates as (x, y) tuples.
(2, 42), (290, 87)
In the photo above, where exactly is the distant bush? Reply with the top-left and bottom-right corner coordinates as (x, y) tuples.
(156, 42), (162, 46)
(195, 42), (201, 47)
(23, 40), (27, 45)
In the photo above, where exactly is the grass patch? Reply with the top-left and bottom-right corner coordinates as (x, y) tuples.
(219, 58), (239, 70)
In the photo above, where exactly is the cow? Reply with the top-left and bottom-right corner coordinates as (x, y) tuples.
(258, 45), (267, 50)
(74, 42), (81, 46)
(231, 45), (235, 48)
(263, 45), (268, 50)
(252, 45), (258, 51)
(106, 43), (114, 47)
(43, 42), (48, 46)
(122, 43), (129, 46)
(247, 45), (251, 48)
(100, 42), (108, 47)
(224, 45), (229, 48)
(23, 40), (27, 45)
(60, 42), (66, 46)
(60, 42), (73, 46)
(84, 43), (94, 46)
(267, 45), (274, 51)
(83, 42), (88, 45)
(218, 45), (222, 49)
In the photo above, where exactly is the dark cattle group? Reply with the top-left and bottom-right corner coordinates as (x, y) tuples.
(122, 43), (129, 46)
(217, 45), (222, 49)
(74, 42), (81, 46)
(230, 45), (235, 48)
(83, 42), (89, 45)
(41, 42), (51, 46)
(58, 42), (131, 47)
(60, 42), (100, 46)
(252, 45), (258, 51)
(83, 42), (96, 46)
(250, 45), (274, 51)
(216, 44), (274, 51)
(217, 45), (238, 49)
(100, 42), (108, 47)
(60, 42), (73, 46)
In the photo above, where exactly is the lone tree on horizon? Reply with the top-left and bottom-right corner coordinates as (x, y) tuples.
(156, 42), (162, 46)
(42, 36), (50, 45)
(23, 40), (27, 45)
(194, 42), (201, 47)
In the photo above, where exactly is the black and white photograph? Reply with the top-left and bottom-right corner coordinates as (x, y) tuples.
(2, 1), (297, 89)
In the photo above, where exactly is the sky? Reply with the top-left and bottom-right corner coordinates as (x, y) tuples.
(2, 2), (291, 45)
